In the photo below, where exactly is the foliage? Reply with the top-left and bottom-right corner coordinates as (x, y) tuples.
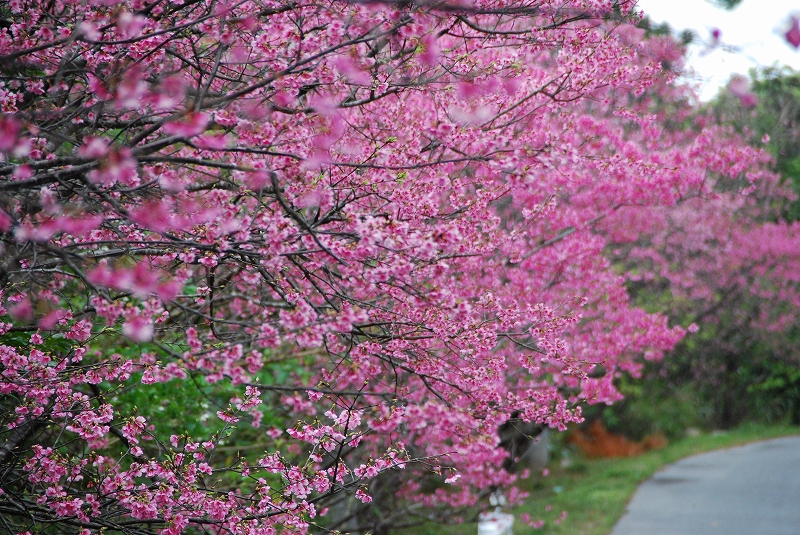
(0, 1), (794, 534)
(595, 369), (705, 441)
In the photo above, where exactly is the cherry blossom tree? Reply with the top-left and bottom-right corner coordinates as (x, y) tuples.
(0, 0), (779, 533)
(603, 157), (800, 424)
(602, 67), (800, 430)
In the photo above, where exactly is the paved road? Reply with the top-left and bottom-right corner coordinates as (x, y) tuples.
(610, 436), (800, 535)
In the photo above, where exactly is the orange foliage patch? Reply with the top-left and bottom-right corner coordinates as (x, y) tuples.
(566, 420), (667, 459)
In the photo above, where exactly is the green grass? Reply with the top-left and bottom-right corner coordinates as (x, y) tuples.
(413, 422), (799, 535)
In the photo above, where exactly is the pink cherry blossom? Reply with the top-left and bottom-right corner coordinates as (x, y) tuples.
(728, 75), (758, 107)
(121, 314), (154, 342)
(785, 17), (800, 49)
(78, 136), (110, 159)
(163, 112), (210, 137)
(117, 11), (147, 40)
(0, 115), (21, 152)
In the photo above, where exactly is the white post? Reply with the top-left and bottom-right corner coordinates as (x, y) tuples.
(478, 509), (514, 535)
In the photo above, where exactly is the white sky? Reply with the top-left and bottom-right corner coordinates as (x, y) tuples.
(637, 0), (800, 100)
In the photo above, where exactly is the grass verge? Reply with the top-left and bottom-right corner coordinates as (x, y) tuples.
(417, 422), (799, 535)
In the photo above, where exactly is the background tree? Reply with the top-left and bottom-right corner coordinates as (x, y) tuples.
(597, 67), (800, 436)
(716, 68), (800, 218)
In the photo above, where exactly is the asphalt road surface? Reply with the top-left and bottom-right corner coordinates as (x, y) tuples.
(610, 435), (800, 535)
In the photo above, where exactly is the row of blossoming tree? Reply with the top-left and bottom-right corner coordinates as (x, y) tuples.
(607, 66), (800, 431)
(2, 0), (800, 534)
